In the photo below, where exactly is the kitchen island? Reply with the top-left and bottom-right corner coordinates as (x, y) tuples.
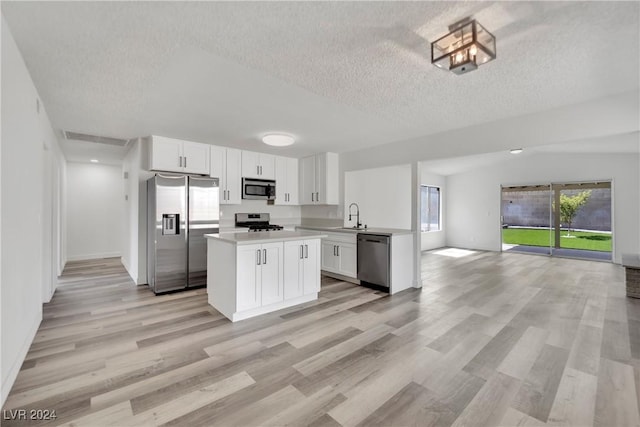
(205, 231), (327, 322)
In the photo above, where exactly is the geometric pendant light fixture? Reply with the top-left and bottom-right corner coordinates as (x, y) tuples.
(431, 19), (496, 75)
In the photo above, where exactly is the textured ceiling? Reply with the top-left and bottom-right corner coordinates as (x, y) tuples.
(2, 1), (639, 161)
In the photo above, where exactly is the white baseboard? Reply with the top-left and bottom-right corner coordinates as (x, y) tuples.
(121, 257), (146, 285)
(66, 252), (121, 261)
(1, 311), (42, 407)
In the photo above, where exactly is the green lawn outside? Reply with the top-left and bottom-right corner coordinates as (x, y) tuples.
(502, 228), (612, 252)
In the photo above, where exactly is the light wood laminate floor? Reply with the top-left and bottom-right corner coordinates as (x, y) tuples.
(3, 251), (639, 426)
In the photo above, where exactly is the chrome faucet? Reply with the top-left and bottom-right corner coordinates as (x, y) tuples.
(348, 203), (362, 228)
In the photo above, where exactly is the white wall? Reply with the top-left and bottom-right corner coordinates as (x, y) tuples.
(420, 169), (446, 251)
(444, 151), (640, 263)
(66, 162), (124, 261)
(1, 17), (66, 406)
(122, 139), (153, 285)
(344, 164), (412, 229)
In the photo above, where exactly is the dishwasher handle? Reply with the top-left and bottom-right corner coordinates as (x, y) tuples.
(357, 234), (390, 244)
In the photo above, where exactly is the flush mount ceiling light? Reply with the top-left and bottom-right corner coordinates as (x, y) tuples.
(262, 134), (295, 147)
(510, 148), (523, 154)
(90, 159), (99, 163)
(431, 18), (496, 75)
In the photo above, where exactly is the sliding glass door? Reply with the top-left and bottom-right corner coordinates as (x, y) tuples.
(502, 182), (612, 261)
(501, 185), (553, 256)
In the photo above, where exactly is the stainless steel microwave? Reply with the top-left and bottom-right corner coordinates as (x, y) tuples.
(242, 178), (276, 200)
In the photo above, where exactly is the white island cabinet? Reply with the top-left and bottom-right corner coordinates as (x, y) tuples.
(206, 231), (326, 322)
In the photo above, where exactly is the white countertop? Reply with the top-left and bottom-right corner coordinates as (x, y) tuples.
(296, 225), (413, 236)
(206, 230), (327, 245)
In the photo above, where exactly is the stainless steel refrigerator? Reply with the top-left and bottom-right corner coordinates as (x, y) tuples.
(147, 174), (219, 294)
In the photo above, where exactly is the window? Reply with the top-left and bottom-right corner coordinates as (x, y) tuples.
(421, 185), (440, 232)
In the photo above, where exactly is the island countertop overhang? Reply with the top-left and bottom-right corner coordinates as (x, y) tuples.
(205, 230), (328, 245)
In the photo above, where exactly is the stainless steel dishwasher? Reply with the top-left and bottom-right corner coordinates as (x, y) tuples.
(357, 234), (390, 289)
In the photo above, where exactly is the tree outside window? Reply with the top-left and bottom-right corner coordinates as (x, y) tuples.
(421, 186), (440, 232)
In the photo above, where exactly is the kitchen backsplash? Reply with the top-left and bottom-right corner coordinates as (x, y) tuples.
(300, 205), (343, 227)
(220, 201), (301, 227)
(220, 202), (344, 228)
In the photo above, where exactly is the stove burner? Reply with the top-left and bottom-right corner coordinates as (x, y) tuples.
(235, 213), (283, 232)
(248, 224), (284, 232)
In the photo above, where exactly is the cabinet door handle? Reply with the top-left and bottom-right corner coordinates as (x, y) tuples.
(316, 192), (319, 202)
(337, 245), (340, 256)
(257, 249), (261, 265)
(300, 244), (303, 259)
(184, 157), (187, 168)
(263, 249), (267, 264)
(260, 165), (262, 175)
(179, 156), (183, 167)
(256, 165), (259, 175)
(305, 244), (308, 258)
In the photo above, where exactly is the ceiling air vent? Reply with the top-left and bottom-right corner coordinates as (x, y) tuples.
(63, 131), (130, 147)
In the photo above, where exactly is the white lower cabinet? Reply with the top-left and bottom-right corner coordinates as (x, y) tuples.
(337, 242), (357, 278)
(284, 239), (320, 299)
(260, 243), (284, 306)
(236, 244), (261, 311)
(237, 242), (283, 311)
(320, 233), (357, 279)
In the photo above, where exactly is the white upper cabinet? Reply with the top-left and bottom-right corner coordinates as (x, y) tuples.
(225, 149), (242, 204)
(299, 152), (338, 205)
(210, 145), (241, 205)
(149, 135), (210, 175)
(275, 156), (299, 205)
(181, 141), (210, 175)
(242, 151), (275, 180)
